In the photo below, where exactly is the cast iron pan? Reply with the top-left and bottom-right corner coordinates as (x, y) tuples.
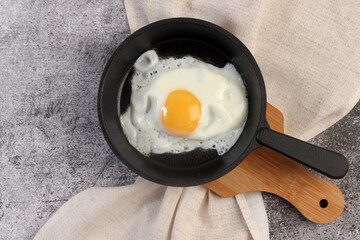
(98, 18), (348, 186)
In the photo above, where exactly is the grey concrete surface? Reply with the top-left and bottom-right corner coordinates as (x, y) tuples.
(0, 1), (358, 239)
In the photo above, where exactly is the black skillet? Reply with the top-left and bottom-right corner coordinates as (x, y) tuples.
(98, 18), (348, 187)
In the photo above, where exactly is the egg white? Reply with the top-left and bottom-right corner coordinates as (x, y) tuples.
(120, 50), (248, 155)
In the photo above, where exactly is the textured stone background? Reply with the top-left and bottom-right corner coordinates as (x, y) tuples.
(0, 0), (359, 239)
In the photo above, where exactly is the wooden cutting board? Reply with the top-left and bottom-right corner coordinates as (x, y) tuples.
(205, 103), (344, 224)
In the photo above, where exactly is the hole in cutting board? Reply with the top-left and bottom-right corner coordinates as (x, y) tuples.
(319, 199), (328, 208)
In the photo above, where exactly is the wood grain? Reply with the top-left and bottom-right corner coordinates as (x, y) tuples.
(205, 103), (344, 224)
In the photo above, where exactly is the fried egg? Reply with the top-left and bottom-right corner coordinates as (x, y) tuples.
(120, 50), (248, 155)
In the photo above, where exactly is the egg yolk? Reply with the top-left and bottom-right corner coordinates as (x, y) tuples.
(161, 90), (201, 137)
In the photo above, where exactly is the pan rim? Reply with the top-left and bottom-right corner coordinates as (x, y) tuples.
(98, 17), (267, 186)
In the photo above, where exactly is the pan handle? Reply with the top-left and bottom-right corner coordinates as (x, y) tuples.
(256, 128), (348, 179)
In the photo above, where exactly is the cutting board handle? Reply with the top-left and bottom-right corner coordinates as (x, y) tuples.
(249, 147), (345, 224)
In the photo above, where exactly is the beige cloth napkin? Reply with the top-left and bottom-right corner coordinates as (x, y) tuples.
(35, 1), (360, 240)
(35, 178), (267, 240)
